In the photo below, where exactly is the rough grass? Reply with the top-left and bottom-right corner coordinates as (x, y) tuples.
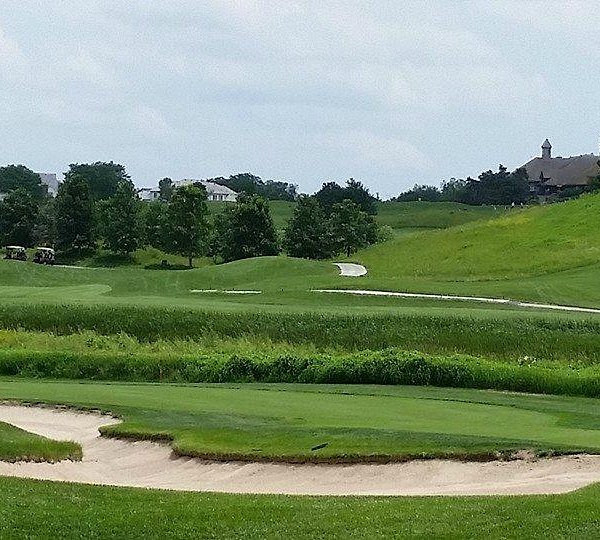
(1, 304), (599, 363)
(0, 421), (81, 463)
(6, 330), (600, 399)
(3, 380), (600, 462)
(1, 477), (599, 539)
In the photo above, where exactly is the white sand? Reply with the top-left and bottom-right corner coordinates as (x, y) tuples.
(334, 263), (368, 277)
(1, 404), (600, 496)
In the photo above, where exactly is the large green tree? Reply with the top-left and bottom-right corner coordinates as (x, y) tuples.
(64, 162), (129, 201)
(284, 196), (334, 259)
(211, 195), (279, 262)
(140, 200), (166, 249)
(0, 188), (38, 247)
(164, 184), (210, 267)
(55, 174), (95, 252)
(314, 179), (377, 214)
(0, 165), (45, 201)
(158, 177), (174, 202)
(329, 199), (378, 257)
(100, 181), (141, 255)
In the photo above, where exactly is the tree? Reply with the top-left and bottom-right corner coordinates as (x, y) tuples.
(101, 181), (141, 255)
(0, 188), (38, 247)
(140, 201), (166, 249)
(0, 165), (45, 201)
(314, 182), (346, 213)
(284, 196), (334, 259)
(344, 178), (377, 214)
(158, 177), (174, 202)
(164, 184), (210, 267)
(64, 162), (130, 201)
(393, 184), (441, 202)
(32, 197), (56, 247)
(314, 179), (377, 214)
(55, 174), (95, 252)
(211, 194), (279, 262)
(329, 199), (378, 257)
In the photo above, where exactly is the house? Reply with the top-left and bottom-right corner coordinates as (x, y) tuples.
(37, 173), (60, 197)
(173, 179), (238, 202)
(523, 140), (599, 196)
(138, 187), (161, 202)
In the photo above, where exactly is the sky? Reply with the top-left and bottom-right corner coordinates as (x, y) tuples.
(0, 1), (599, 198)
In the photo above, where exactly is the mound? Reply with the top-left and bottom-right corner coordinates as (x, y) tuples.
(357, 193), (600, 280)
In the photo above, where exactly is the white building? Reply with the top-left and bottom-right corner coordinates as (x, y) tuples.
(138, 187), (160, 202)
(174, 179), (238, 202)
(139, 179), (238, 202)
(38, 173), (60, 197)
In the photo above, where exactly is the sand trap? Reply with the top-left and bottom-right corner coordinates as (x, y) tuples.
(314, 289), (600, 315)
(1, 404), (600, 496)
(334, 263), (367, 277)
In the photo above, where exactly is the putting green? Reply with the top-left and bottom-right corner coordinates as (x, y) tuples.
(2, 380), (600, 460)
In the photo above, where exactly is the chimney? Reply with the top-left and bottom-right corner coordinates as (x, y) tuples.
(542, 139), (552, 159)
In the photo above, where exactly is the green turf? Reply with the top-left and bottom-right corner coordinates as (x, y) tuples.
(0, 421), (81, 462)
(356, 193), (600, 281)
(1, 477), (599, 539)
(376, 200), (508, 230)
(3, 379), (600, 461)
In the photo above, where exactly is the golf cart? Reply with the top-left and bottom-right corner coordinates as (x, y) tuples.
(4, 246), (27, 261)
(33, 247), (55, 265)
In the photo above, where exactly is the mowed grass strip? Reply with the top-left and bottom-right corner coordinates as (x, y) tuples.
(3, 380), (600, 461)
(0, 422), (81, 463)
(1, 477), (599, 539)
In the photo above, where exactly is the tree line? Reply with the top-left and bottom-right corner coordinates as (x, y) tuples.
(0, 163), (381, 266)
(393, 165), (530, 205)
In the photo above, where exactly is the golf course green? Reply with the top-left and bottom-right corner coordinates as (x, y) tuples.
(2, 195), (600, 537)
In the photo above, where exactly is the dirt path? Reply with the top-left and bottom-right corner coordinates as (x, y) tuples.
(1, 405), (600, 496)
(314, 288), (600, 315)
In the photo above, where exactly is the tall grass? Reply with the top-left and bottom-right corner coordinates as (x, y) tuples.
(2, 348), (600, 398)
(1, 303), (600, 362)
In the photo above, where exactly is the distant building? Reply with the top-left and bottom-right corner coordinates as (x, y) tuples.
(523, 140), (599, 196)
(138, 187), (160, 202)
(37, 173), (60, 197)
(173, 179), (238, 202)
(139, 180), (238, 203)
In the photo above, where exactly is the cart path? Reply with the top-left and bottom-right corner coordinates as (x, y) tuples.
(1, 405), (600, 496)
(334, 263), (368, 276)
(313, 288), (600, 315)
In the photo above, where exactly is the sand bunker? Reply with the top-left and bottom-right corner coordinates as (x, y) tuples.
(1, 404), (600, 496)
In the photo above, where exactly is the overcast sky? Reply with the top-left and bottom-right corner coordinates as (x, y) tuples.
(1, 1), (599, 197)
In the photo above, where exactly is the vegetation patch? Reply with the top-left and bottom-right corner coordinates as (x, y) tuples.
(0, 421), (81, 463)
(1, 304), (600, 364)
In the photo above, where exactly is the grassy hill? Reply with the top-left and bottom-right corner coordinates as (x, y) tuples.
(209, 200), (508, 234)
(376, 201), (507, 230)
(357, 193), (600, 281)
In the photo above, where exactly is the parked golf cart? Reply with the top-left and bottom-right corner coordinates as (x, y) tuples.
(3, 246), (27, 261)
(33, 247), (55, 265)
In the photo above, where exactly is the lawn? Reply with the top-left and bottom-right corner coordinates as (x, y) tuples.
(0, 421), (81, 462)
(1, 477), (599, 539)
(2, 379), (600, 461)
